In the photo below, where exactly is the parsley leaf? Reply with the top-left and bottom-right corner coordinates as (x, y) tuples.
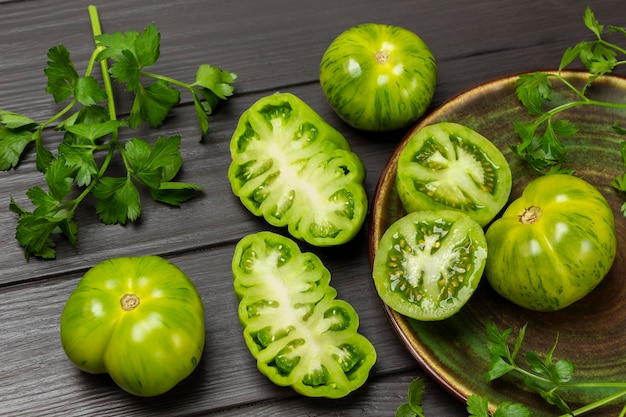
(0, 111), (38, 129)
(191, 64), (238, 136)
(0, 125), (35, 170)
(128, 80), (181, 128)
(75, 75), (107, 106)
(193, 64), (238, 100)
(514, 72), (552, 115)
(124, 135), (204, 205)
(92, 176), (141, 225)
(44, 45), (79, 103)
(467, 395), (532, 417)
(395, 378), (425, 417)
(12, 208), (60, 260)
(58, 138), (98, 187)
(483, 323), (626, 416)
(34, 130), (54, 172)
(9, 157), (79, 259)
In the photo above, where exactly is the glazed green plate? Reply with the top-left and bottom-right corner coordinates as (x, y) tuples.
(369, 71), (626, 416)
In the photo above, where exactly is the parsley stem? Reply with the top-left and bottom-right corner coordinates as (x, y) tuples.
(63, 4), (121, 218)
(39, 99), (78, 131)
(600, 38), (626, 57)
(559, 387), (626, 416)
(533, 97), (626, 130)
(88, 5), (117, 125)
(141, 71), (194, 92)
(88, 4), (119, 167)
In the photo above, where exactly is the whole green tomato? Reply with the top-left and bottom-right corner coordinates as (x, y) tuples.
(60, 256), (205, 396)
(319, 23), (437, 132)
(485, 174), (617, 312)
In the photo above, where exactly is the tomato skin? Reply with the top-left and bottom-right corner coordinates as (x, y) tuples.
(485, 174), (617, 312)
(319, 23), (437, 132)
(60, 256), (205, 397)
(372, 210), (487, 321)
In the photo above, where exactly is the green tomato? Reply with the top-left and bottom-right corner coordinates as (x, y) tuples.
(396, 122), (512, 227)
(232, 231), (377, 398)
(60, 256), (205, 396)
(228, 92), (368, 247)
(372, 210), (488, 321)
(485, 174), (617, 312)
(319, 23), (437, 132)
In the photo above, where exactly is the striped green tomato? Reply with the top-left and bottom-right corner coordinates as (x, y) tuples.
(319, 23), (437, 132)
(485, 174), (617, 312)
(60, 256), (205, 396)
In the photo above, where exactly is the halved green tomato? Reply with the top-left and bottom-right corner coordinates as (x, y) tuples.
(396, 122), (512, 227)
(372, 210), (487, 321)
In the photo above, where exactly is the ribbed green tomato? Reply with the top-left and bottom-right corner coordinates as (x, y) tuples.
(60, 256), (205, 396)
(485, 174), (617, 312)
(319, 23), (437, 132)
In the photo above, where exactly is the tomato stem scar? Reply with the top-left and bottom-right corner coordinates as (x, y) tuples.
(519, 206), (542, 224)
(375, 50), (389, 64)
(120, 293), (140, 311)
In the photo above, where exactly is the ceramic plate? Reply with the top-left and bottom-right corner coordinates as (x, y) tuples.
(368, 71), (626, 416)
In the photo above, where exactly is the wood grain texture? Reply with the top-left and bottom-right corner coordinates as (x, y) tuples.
(1, 0), (624, 415)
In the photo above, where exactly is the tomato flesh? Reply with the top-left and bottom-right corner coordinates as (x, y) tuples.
(232, 231), (377, 398)
(229, 93), (368, 247)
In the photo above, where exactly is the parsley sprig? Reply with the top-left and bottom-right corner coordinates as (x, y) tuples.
(485, 323), (626, 416)
(512, 6), (626, 215)
(396, 324), (626, 417)
(0, 5), (237, 259)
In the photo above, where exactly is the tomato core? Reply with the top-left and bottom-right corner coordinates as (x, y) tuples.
(518, 206), (541, 224)
(120, 293), (140, 311)
(374, 50), (389, 64)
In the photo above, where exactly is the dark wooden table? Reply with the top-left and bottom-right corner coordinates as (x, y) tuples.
(1, 0), (624, 415)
